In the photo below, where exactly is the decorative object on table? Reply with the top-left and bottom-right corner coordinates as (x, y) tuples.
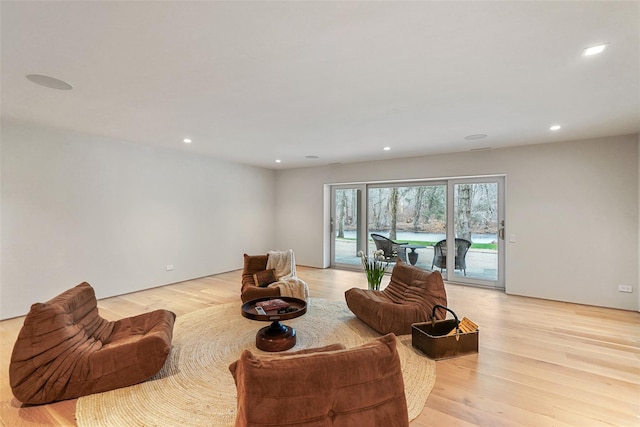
(399, 243), (426, 266)
(9, 282), (176, 405)
(371, 233), (409, 262)
(241, 249), (309, 302)
(412, 304), (479, 360)
(229, 333), (409, 427)
(75, 299), (436, 427)
(358, 249), (389, 290)
(345, 259), (448, 335)
(254, 298), (290, 311)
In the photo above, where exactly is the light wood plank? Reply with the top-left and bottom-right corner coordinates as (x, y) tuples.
(1, 267), (639, 426)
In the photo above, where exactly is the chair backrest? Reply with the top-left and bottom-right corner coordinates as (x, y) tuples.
(383, 260), (448, 317)
(455, 238), (472, 256)
(433, 239), (472, 270)
(12, 283), (113, 351)
(435, 238), (471, 254)
(454, 238), (472, 269)
(371, 233), (397, 257)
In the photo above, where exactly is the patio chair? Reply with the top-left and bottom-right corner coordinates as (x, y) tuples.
(370, 233), (408, 262)
(431, 238), (472, 276)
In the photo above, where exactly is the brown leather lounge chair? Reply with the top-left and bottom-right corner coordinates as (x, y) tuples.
(229, 333), (409, 427)
(10, 282), (176, 405)
(241, 251), (308, 303)
(345, 259), (448, 335)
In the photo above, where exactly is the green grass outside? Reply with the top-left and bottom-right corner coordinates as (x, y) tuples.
(336, 237), (497, 251)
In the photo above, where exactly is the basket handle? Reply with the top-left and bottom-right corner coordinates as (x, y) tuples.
(431, 304), (460, 330)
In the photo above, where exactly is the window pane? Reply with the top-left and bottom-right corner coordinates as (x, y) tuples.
(367, 185), (446, 269)
(453, 183), (498, 281)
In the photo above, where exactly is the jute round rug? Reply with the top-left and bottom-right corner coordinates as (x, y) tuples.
(76, 298), (435, 426)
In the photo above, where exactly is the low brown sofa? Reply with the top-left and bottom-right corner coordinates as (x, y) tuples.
(345, 259), (448, 335)
(10, 282), (176, 405)
(229, 333), (409, 427)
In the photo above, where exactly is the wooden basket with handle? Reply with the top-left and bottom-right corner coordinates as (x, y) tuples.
(411, 304), (479, 360)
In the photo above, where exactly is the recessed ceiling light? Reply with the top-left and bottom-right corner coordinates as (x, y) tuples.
(549, 125), (562, 131)
(464, 134), (487, 140)
(26, 74), (73, 90)
(383, 146), (391, 151)
(275, 159), (282, 163)
(183, 138), (192, 143)
(305, 155), (319, 159)
(582, 43), (609, 56)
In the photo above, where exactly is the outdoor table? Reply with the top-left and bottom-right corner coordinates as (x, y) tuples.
(400, 244), (426, 266)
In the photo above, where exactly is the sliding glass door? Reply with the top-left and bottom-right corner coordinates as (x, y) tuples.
(330, 176), (505, 289)
(448, 178), (505, 288)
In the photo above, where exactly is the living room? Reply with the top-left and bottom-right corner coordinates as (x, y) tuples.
(1, 1), (639, 426)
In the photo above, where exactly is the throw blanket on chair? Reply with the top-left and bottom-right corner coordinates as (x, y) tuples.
(267, 249), (309, 301)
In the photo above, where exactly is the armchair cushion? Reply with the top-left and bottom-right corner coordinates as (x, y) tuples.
(253, 269), (277, 287)
(229, 334), (409, 427)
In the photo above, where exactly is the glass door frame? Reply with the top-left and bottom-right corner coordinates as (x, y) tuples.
(447, 176), (505, 289)
(330, 184), (366, 270)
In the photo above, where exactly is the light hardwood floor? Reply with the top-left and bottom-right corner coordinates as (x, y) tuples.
(1, 267), (639, 426)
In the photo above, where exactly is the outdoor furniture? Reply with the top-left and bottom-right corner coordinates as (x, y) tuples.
(241, 250), (309, 303)
(10, 282), (176, 405)
(400, 243), (426, 265)
(229, 333), (409, 427)
(371, 233), (409, 262)
(345, 259), (448, 335)
(432, 238), (472, 276)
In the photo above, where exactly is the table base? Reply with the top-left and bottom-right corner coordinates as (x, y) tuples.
(407, 251), (419, 265)
(256, 320), (297, 352)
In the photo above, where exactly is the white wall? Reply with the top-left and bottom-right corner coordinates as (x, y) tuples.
(2, 122), (636, 317)
(275, 134), (639, 311)
(1, 120), (276, 319)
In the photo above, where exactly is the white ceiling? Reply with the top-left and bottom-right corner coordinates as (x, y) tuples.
(2, 1), (639, 169)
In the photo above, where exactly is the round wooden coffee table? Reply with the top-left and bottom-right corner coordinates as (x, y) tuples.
(241, 296), (307, 352)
